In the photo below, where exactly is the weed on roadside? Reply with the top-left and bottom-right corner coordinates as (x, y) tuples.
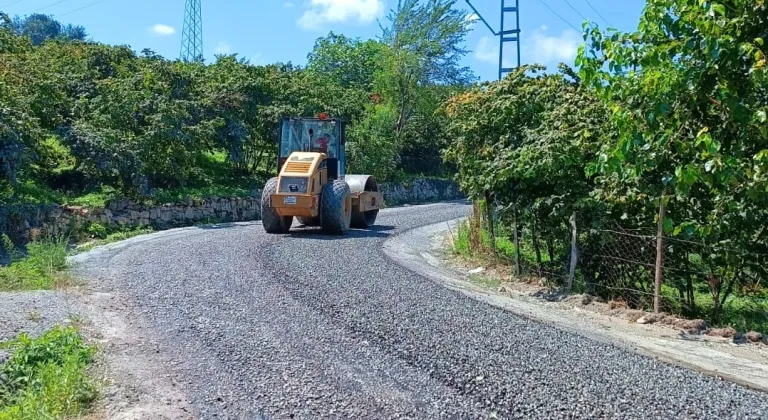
(72, 226), (154, 254)
(0, 235), (69, 292)
(0, 326), (98, 420)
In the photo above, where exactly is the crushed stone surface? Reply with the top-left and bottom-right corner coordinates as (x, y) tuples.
(68, 201), (768, 419)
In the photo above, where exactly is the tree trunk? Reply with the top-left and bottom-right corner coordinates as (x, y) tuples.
(568, 212), (579, 292)
(531, 221), (542, 275)
(511, 196), (521, 276)
(546, 237), (555, 263)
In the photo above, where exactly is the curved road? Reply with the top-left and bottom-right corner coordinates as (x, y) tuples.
(74, 202), (768, 419)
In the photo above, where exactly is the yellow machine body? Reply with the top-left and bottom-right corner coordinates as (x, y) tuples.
(269, 151), (383, 219)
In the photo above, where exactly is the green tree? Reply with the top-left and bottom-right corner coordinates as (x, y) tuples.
(307, 32), (386, 92)
(578, 0), (768, 319)
(378, 0), (474, 133)
(11, 14), (87, 45)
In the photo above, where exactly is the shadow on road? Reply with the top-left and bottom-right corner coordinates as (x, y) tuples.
(196, 221), (257, 230)
(286, 224), (396, 240)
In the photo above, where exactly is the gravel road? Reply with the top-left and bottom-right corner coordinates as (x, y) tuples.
(72, 202), (768, 419)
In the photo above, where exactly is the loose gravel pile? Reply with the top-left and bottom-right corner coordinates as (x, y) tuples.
(72, 201), (768, 419)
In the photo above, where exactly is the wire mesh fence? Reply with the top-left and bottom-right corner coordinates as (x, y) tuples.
(464, 202), (768, 330)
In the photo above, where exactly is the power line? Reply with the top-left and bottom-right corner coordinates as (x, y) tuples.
(32, 0), (74, 14)
(581, 0), (613, 27)
(57, 0), (109, 17)
(561, 0), (589, 23)
(0, 0), (27, 9)
(535, 0), (580, 32)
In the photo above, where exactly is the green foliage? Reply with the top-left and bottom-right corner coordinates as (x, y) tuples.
(1, 7), (472, 206)
(0, 326), (97, 419)
(307, 32), (385, 92)
(9, 13), (87, 45)
(446, 0), (768, 328)
(86, 222), (107, 240)
(578, 0), (768, 320)
(346, 104), (400, 180)
(0, 235), (69, 291)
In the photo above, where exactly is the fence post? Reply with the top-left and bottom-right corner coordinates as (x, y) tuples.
(511, 196), (521, 276)
(654, 189), (667, 314)
(567, 212), (578, 291)
(484, 190), (496, 255)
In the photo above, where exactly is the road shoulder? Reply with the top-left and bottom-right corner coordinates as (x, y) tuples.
(382, 218), (768, 393)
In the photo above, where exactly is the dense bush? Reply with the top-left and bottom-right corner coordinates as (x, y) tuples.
(0, 2), (472, 205)
(444, 0), (768, 324)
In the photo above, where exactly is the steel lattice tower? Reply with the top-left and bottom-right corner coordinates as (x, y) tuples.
(465, 0), (521, 80)
(497, 0), (521, 80)
(180, 0), (203, 62)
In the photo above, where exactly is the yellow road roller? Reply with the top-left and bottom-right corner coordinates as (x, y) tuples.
(260, 114), (383, 235)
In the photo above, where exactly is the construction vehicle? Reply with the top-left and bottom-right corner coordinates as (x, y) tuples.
(260, 114), (383, 235)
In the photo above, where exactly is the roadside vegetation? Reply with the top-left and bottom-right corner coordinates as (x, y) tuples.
(445, 0), (767, 334)
(0, 326), (97, 419)
(0, 234), (69, 291)
(0, 0), (466, 209)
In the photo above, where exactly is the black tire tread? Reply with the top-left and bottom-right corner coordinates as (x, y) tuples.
(320, 179), (350, 235)
(261, 177), (293, 234)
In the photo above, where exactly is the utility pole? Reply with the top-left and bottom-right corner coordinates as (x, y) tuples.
(465, 0), (521, 80)
(180, 0), (203, 62)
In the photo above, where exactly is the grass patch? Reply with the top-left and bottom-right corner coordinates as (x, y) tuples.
(468, 273), (501, 289)
(0, 326), (97, 420)
(148, 151), (262, 205)
(151, 184), (256, 205)
(2, 150), (266, 207)
(65, 186), (118, 208)
(73, 225), (155, 254)
(453, 219), (558, 266)
(0, 235), (70, 292)
(453, 216), (768, 332)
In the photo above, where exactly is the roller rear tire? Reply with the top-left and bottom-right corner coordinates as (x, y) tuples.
(320, 179), (351, 235)
(261, 177), (293, 234)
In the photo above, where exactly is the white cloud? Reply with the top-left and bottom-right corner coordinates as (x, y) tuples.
(524, 29), (582, 66)
(475, 29), (581, 71)
(215, 41), (232, 54)
(540, 24), (548, 31)
(298, 0), (384, 30)
(474, 36), (497, 63)
(150, 24), (175, 36)
(284, 1), (294, 7)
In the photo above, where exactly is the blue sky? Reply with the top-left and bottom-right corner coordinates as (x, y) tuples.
(1, 0), (647, 81)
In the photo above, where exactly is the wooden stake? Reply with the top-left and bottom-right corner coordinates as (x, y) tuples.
(568, 212), (578, 291)
(654, 189), (667, 314)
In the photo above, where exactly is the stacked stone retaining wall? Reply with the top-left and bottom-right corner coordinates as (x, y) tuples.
(0, 178), (464, 245)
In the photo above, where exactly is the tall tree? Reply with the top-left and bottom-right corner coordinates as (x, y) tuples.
(11, 13), (87, 45)
(307, 32), (386, 92)
(378, 0), (474, 133)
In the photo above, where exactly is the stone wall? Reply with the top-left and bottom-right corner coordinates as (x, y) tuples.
(0, 195), (261, 245)
(0, 178), (464, 245)
(379, 178), (464, 206)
